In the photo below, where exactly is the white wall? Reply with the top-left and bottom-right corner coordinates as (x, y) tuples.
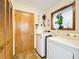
(45, 0), (79, 35)
(76, 0), (79, 34)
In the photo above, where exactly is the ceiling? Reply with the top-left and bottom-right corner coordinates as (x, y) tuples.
(13, 0), (64, 11)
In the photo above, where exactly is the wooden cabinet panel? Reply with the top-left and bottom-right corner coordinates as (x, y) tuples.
(5, 0), (13, 59)
(0, 0), (13, 59)
(9, 4), (13, 59)
(6, 40), (13, 59)
(10, 5), (13, 29)
(0, 0), (5, 59)
(6, 0), (9, 29)
(6, 40), (11, 59)
(0, 47), (5, 59)
(0, 0), (5, 41)
(5, 0), (10, 59)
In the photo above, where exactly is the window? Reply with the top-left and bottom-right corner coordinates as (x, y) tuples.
(51, 1), (75, 30)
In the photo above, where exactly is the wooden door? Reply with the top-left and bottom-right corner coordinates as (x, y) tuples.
(15, 10), (34, 55)
(0, 0), (5, 59)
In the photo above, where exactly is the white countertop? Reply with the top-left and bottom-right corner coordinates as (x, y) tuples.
(47, 36), (79, 49)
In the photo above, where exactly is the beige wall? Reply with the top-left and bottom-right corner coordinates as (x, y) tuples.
(45, 0), (79, 35)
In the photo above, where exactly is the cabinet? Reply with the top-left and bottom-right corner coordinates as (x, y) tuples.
(0, 0), (13, 59)
(6, 0), (13, 59)
(0, 0), (6, 59)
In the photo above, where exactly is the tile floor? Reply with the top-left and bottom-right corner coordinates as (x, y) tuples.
(14, 50), (45, 59)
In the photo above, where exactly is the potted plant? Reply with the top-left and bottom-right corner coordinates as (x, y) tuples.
(55, 13), (63, 29)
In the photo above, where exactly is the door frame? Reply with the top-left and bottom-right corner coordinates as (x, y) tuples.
(15, 10), (34, 15)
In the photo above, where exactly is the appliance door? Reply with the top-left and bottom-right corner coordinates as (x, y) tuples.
(36, 34), (45, 57)
(47, 40), (74, 59)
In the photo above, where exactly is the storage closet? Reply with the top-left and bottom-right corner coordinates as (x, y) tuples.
(0, 0), (13, 59)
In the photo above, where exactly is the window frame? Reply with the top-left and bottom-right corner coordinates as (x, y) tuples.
(51, 1), (76, 30)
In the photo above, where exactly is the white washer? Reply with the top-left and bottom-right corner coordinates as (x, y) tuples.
(47, 36), (79, 59)
(36, 32), (52, 57)
(36, 33), (45, 57)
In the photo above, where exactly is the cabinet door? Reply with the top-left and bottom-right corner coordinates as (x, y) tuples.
(47, 43), (55, 59)
(0, 0), (5, 59)
(53, 44), (74, 59)
(47, 42), (74, 59)
(5, 0), (13, 59)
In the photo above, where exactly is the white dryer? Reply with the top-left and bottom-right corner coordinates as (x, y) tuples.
(47, 36), (79, 59)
